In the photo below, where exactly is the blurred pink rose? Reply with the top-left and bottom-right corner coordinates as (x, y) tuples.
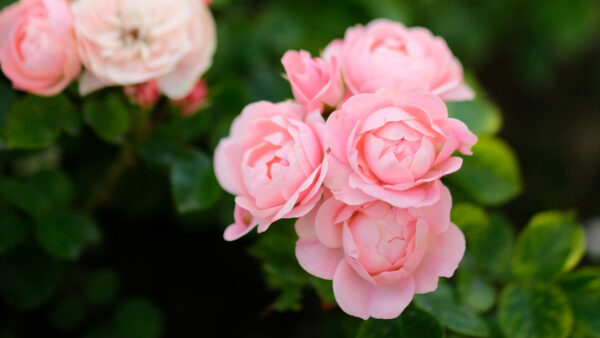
(124, 80), (160, 108)
(173, 79), (208, 116)
(214, 101), (328, 240)
(281, 48), (344, 112)
(295, 185), (464, 319)
(341, 19), (473, 101)
(73, 0), (215, 99)
(0, 0), (80, 96)
(325, 88), (476, 208)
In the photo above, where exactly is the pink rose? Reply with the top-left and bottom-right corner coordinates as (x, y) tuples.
(0, 0), (81, 96)
(124, 80), (160, 108)
(341, 19), (474, 101)
(73, 0), (216, 99)
(281, 48), (344, 112)
(295, 185), (465, 319)
(214, 101), (328, 240)
(172, 79), (208, 116)
(325, 88), (476, 208)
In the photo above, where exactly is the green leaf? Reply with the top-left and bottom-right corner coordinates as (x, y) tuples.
(114, 299), (163, 338)
(169, 150), (221, 213)
(49, 297), (85, 331)
(35, 211), (101, 260)
(558, 268), (600, 337)
(85, 269), (120, 306)
(452, 204), (514, 280)
(6, 95), (79, 149)
(414, 281), (490, 336)
(0, 209), (29, 255)
(447, 76), (502, 137)
(0, 80), (16, 128)
(356, 306), (444, 338)
(513, 211), (585, 281)
(448, 137), (522, 206)
(497, 283), (573, 338)
(83, 93), (131, 144)
(457, 268), (496, 313)
(0, 248), (61, 310)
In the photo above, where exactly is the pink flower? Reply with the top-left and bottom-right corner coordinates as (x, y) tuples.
(214, 101), (328, 240)
(172, 79), (208, 116)
(0, 0), (81, 96)
(281, 48), (344, 112)
(325, 88), (476, 208)
(72, 0), (216, 99)
(295, 185), (465, 319)
(340, 19), (474, 101)
(124, 80), (160, 108)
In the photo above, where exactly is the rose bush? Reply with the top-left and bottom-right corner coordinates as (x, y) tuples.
(0, 0), (80, 96)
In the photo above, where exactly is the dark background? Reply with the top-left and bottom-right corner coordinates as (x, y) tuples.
(1, 0), (599, 337)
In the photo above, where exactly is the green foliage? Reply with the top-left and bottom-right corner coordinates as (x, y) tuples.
(497, 283), (574, 338)
(5, 95), (79, 149)
(114, 299), (163, 338)
(356, 306), (444, 338)
(85, 269), (121, 306)
(169, 150), (221, 213)
(49, 297), (86, 331)
(558, 268), (600, 337)
(513, 211), (585, 281)
(83, 93), (131, 144)
(448, 137), (522, 206)
(456, 268), (496, 313)
(0, 209), (29, 254)
(414, 281), (490, 337)
(35, 211), (101, 260)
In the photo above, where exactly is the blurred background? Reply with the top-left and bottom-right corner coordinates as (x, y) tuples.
(0, 0), (599, 337)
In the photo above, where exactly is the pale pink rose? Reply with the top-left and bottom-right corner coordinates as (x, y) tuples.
(0, 0), (80, 96)
(72, 0), (216, 99)
(341, 19), (474, 101)
(325, 88), (476, 208)
(214, 101), (328, 240)
(124, 80), (160, 108)
(281, 48), (344, 112)
(172, 79), (208, 116)
(295, 185), (465, 319)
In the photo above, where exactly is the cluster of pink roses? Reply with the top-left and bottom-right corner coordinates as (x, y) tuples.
(215, 19), (477, 320)
(0, 0), (215, 112)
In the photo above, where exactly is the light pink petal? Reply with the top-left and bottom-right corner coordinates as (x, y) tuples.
(333, 260), (415, 319)
(412, 183), (452, 235)
(223, 204), (258, 241)
(296, 239), (344, 280)
(315, 196), (350, 248)
(439, 83), (475, 101)
(79, 70), (109, 96)
(413, 223), (465, 294)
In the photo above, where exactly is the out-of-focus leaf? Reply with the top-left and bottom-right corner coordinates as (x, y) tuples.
(35, 211), (101, 260)
(497, 283), (573, 338)
(114, 299), (162, 338)
(0, 80), (16, 128)
(356, 306), (443, 338)
(457, 268), (496, 313)
(49, 297), (85, 331)
(0, 209), (29, 254)
(513, 211), (585, 281)
(448, 137), (522, 206)
(85, 269), (120, 306)
(0, 248), (61, 310)
(83, 93), (130, 144)
(414, 281), (490, 337)
(169, 150), (221, 214)
(558, 268), (600, 337)
(6, 95), (79, 149)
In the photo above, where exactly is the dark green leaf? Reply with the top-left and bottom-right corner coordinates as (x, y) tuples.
(83, 94), (131, 144)
(448, 137), (522, 205)
(356, 306), (444, 338)
(0, 210), (29, 254)
(497, 283), (573, 338)
(558, 268), (600, 337)
(0, 80), (16, 128)
(85, 269), (120, 306)
(457, 268), (496, 313)
(35, 211), (101, 260)
(169, 150), (221, 213)
(114, 299), (162, 338)
(0, 248), (61, 310)
(414, 281), (490, 336)
(513, 211), (585, 280)
(6, 95), (79, 149)
(49, 297), (85, 331)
